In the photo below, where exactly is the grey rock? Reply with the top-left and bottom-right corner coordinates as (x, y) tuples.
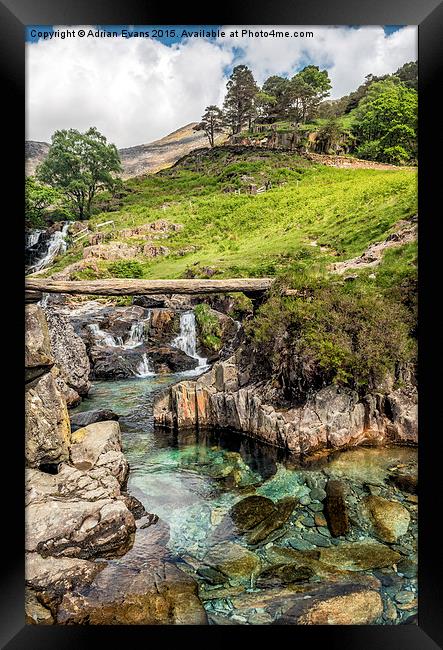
(70, 409), (119, 432)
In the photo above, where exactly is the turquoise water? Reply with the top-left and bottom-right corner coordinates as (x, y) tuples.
(73, 374), (418, 624)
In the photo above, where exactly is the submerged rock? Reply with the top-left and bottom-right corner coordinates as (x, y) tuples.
(324, 479), (349, 537)
(318, 540), (401, 571)
(256, 563), (314, 588)
(202, 541), (261, 581)
(57, 527), (207, 625)
(229, 495), (277, 532)
(275, 582), (383, 625)
(361, 495), (411, 543)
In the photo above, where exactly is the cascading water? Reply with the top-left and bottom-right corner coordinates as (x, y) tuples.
(87, 323), (123, 347)
(125, 314), (150, 349)
(135, 353), (155, 378)
(26, 222), (70, 273)
(172, 311), (208, 368)
(25, 229), (43, 249)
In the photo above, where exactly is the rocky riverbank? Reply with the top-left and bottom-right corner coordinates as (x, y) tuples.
(25, 303), (207, 625)
(153, 351), (417, 454)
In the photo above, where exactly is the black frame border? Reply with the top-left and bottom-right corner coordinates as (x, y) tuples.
(2, 0), (442, 647)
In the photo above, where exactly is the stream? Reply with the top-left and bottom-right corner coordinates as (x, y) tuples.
(73, 370), (418, 625)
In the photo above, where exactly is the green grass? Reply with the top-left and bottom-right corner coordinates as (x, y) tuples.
(37, 148), (417, 281)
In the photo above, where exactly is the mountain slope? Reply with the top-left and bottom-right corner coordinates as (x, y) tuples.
(25, 123), (226, 179)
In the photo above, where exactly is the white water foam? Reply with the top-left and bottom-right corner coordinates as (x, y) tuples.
(28, 222), (70, 272)
(172, 310), (208, 370)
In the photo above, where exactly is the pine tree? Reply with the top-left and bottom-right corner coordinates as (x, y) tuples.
(197, 105), (224, 147)
(223, 65), (259, 134)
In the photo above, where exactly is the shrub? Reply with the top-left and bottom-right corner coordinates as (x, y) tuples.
(247, 281), (416, 399)
(108, 259), (144, 278)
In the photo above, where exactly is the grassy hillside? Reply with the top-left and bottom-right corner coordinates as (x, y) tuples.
(44, 147), (417, 282)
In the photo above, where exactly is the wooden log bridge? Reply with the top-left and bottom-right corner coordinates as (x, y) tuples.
(25, 277), (290, 299)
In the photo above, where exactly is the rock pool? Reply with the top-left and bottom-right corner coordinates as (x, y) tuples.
(73, 374), (418, 625)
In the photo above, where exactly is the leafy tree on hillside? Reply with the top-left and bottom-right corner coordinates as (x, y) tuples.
(394, 61), (418, 90)
(197, 105), (224, 147)
(352, 78), (417, 164)
(36, 127), (122, 220)
(288, 66), (332, 123)
(261, 75), (291, 121)
(223, 65), (259, 134)
(25, 177), (63, 227)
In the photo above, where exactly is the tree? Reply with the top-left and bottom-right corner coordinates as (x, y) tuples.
(197, 105), (224, 147)
(223, 65), (259, 134)
(288, 66), (332, 123)
(25, 177), (62, 227)
(36, 127), (122, 220)
(261, 76), (291, 121)
(352, 78), (417, 164)
(393, 61), (418, 90)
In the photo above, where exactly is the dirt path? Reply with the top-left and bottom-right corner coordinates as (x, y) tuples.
(330, 215), (417, 275)
(306, 152), (416, 171)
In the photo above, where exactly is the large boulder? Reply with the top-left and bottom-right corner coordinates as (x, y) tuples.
(26, 553), (104, 598)
(25, 465), (136, 559)
(70, 421), (128, 484)
(44, 309), (91, 398)
(25, 304), (54, 381)
(25, 371), (71, 468)
(360, 496), (411, 543)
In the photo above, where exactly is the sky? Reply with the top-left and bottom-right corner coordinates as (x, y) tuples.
(26, 25), (417, 148)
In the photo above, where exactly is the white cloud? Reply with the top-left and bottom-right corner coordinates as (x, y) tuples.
(26, 26), (417, 148)
(218, 25), (417, 98)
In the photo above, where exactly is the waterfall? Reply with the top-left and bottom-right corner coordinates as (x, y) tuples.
(124, 315), (150, 349)
(27, 222), (70, 273)
(172, 311), (208, 368)
(135, 353), (155, 377)
(87, 323), (123, 347)
(25, 229), (43, 249)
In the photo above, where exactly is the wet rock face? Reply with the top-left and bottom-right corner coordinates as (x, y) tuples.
(153, 354), (418, 454)
(44, 309), (91, 400)
(324, 480), (349, 537)
(89, 344), (198, 379)
(25, 371), (71, 468)
(361, 495), (411, 543)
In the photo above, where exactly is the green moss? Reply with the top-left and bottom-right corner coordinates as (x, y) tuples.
(194, 303), (222, 352)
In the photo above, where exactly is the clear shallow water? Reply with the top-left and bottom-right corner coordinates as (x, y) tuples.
(73, 374), (418, 624)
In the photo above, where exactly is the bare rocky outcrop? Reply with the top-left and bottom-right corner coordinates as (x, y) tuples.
(44, 308), (91, 403)
(25, 368), (71, 468)
(153, 353), (417, 454)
